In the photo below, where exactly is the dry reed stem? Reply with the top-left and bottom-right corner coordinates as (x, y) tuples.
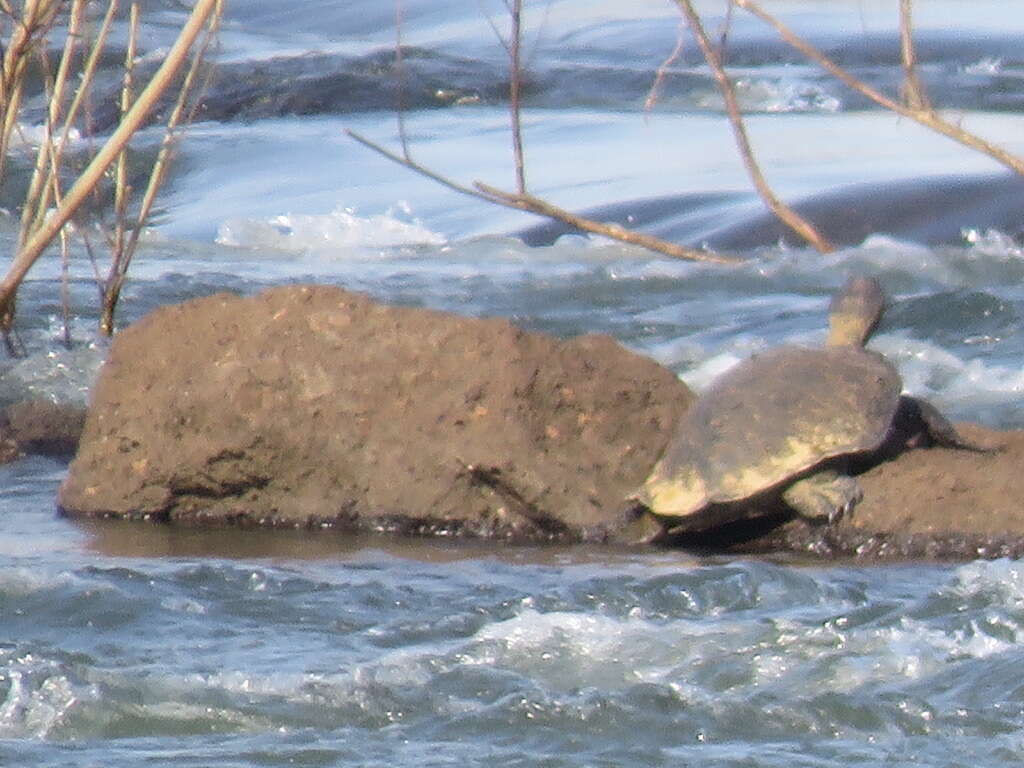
(899, 0), (930, 111)
(733, 0), (1024, 177)
(674, 0), (834, 253)
(0, 0), (63, 181)
(56, 0), (119, 146)
(111, 3), (141, 268)
(392, 0), (410, 160)
(18, 0), (84, 248)
(346, 128), (736, 264)
(507, 0), (526, 194)
(21, 0), (119, 242)
(478, 0), (528, 193)
(0, 0), (223, 335)
(100, 0), (223, 335)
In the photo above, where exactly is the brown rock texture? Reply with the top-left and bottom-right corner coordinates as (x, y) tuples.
(4, 399), (87, 457)
(57, 284), (692, 540)
(727, 424), (1024, 560)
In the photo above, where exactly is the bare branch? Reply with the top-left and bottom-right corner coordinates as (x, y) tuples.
(100, 0), (223, 336)
(645, 19), (686, 113)
(507, 0), (526, 194)
(473, 182), (739, 263)
(346, 129), (735, 263)
(111, 3), (141, 274)
(0, 0), (224, 334)
(477, 0), (513, 57)
(393, 0), (410, 159)
(899, 0), (930, 111)
(674, 0), (834, 253)
(18, 0), (85, 248)
(347, 128), (502, 201)
(733, 0), (1024, 177)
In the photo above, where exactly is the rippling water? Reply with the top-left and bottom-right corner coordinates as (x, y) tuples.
(3, 1), (1024, 765)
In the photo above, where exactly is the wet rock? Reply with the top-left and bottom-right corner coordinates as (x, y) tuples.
(58, 285), (691, 540)
(0, 399), (87, 464)
(675, 423), (1024, 561)
(0, 431), (17, 465)
(4, 399), (87, 457)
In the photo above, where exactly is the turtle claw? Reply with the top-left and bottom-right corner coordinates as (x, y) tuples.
(830, 491), (858, 525)
(783, 471), (862, 525)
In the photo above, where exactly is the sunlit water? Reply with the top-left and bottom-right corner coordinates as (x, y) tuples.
(2, 1), (1024, 765)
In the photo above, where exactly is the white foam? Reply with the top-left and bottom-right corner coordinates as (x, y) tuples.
(678, 336), (774, 392)
(215, 203), (446, 254)
(949, 559), (1024, 607)
(0, 567), (78, 597)
(694, 77), (841, 114)
(0, 655), (95, 740)
(963, 57), (1003, 75)
(874, 331), (1024, 416)
(963, 228), (1024, 260)
(4, 122), (81, 152)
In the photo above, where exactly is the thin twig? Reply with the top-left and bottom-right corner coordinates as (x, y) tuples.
(898, 0), (929, 111)
(477, 0), (512, 57)
(346, 128), (735, 263)
(0, 0), (63, 182)
(0, 0), (223, 337)
(111, 3), (140, 274)
(18, 0), (83, 248)
(507, 0), (526, 194)
(347, 128), (500, 201)
(733, 0), (1024, 177)
(25, 0), (120, 241)
(675, 0), (834, 253)
(393, 0), (410, 159)
(474, 182), (740, 263)
(100, 0), (223, 335)
(645, 19), (686, 113)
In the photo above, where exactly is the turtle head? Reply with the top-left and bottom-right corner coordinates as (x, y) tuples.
(826, 277), (885, 348)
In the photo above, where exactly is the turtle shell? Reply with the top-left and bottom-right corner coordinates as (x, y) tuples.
(639, 345), (901, 523)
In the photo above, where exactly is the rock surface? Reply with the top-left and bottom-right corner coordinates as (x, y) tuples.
(51, 283), (1024, 561)
(4, 399), (87, 457)
(0, 399), (87, 463)
(703, 423), (1024, 560)
(58, 284), (692, 540)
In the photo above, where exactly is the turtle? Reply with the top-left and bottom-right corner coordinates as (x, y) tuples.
(628, 276), (982, 539)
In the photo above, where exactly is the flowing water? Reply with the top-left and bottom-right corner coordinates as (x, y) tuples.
(2, 1), (1024, 765)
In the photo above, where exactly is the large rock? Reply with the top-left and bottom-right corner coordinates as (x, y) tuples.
(58, 285), (692, 540)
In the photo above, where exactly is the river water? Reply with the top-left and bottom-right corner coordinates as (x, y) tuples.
(2, 0), (1024, 765)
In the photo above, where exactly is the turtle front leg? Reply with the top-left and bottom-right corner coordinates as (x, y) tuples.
(782, 470), (862, 524)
